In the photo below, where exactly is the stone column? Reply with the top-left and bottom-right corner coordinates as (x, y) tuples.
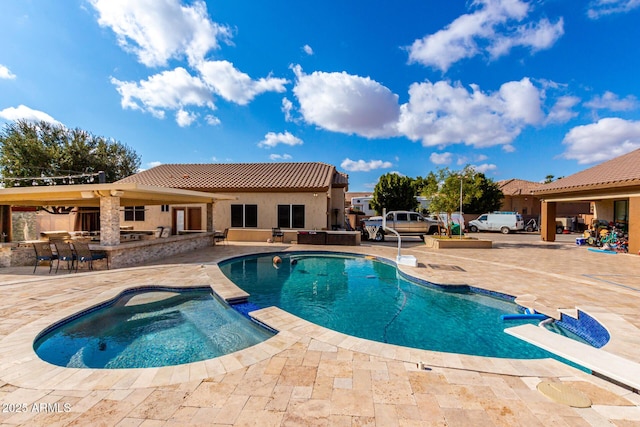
(540, 201), (556, 242)
(100, 195), (121, 246)
(206, 202), (214, 232)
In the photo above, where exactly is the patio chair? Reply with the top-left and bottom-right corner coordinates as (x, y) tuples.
(272, 227), (284, 243)
(33, 242), (57, 274)
(214, 228), (228, 245)
(72, 240), (109, 272)
(53, 241), (77, 273)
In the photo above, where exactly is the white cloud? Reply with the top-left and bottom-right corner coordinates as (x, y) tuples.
(0, 105), (60, 124)
(89, 0), (231, 67)
(471, 163), (497, 173)
(488, 18), (564, 58)
(397, 78), (543, 148)
(282, 97), (294, 122)
(292, 65), (400, 138)
(407, 0), (563, 72)
(269, 153), (292, 160)
(303, 44), (314, 55)
(258, 131), (303, 148)
(176, 109), (197, 127)
(562, 117), (640, 164)
(429, 152), (452, 165)
(588, 0), (640, 18)
(0, 65), (16, 79)
(584, 91), (638, 111)
(197, 60), (288, 105)
(205, 114), (221, 126)
(340, 158), (393, 172)
(148, 161), (163, 168)
(110, 67), (212, 118)
(545, 95), (580, 124)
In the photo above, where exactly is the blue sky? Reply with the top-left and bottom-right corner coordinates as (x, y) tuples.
(1, 0), (640, 191)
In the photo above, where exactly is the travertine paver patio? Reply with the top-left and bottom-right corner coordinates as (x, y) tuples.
(1, 236), (640, 426)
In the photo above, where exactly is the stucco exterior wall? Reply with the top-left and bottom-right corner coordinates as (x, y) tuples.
(214, 192), (331, 230)
(593, 200), (614, 222)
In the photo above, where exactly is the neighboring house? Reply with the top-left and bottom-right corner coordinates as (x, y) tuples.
(533, 148), (640, 254)
(498, 179), (589, 221)
(117, 162), (349, 241)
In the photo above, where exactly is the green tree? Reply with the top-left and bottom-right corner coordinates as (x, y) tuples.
(371, 173), (418, 214)
(463, 172), (503, 214)
(421, 166), (481, 236)
(0, 120), (140, 187)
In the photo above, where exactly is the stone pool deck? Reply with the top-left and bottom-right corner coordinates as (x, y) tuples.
(1, 235), (639, 426)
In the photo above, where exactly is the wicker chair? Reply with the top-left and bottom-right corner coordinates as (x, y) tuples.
(53, 241), (77, 273)
(32, 242), (57, 274)
(72, 240), (109, 272)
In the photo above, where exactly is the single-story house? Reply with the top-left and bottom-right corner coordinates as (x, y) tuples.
(533, 148), (640, 254)
(116, 162), (349, 243)
(499, 178), (590, 226)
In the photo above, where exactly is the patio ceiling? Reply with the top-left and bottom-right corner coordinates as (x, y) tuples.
(0, 183), (236, 207)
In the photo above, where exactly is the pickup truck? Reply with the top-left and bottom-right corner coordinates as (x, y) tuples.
(361, 211), (439, 241)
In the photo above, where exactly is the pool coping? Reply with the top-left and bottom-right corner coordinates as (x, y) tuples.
(0, 247), (637, 395)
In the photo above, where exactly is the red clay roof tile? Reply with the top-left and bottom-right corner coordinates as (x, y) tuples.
(117, 162), (347, 192)
(534, 148), (640, 194)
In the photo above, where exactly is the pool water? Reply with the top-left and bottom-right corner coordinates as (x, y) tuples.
(34, 288), (274, 369)
(220, 253), (574, 360)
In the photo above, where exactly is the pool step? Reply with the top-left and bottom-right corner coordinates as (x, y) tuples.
(506, 324), (640, 393)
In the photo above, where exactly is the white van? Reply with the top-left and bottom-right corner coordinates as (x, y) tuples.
(468, 212), (524, 234)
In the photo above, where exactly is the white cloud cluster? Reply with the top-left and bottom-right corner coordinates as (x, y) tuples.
(584, 91), (638, 111)
(90, 0), (288, 127)
(89, 0), (231, 67)
(258, 131), (303, 148)
(0, 65), (16, 79)
(303, 45), (314, 55)
(562, 117), (640, 164)
(0, 105), (60, 124)
(471, 163), (497, 173)
(588, 0), (640, 18)
(408, 0), (564, 72)
(429, 152), (453, 165)
(110, 68), (212, 118)
(340, 158), (393, 172)
(398, 77), (543, 147)
(292, 66), (400, 138)
(197, 60), (288, 105)
(269, 153), (292, 160)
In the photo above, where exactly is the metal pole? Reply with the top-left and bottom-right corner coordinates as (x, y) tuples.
(459, 175), (463, 240)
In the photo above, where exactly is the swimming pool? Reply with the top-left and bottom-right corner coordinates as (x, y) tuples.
(220, 252), (581, 360)
(34, 287), (274, 369)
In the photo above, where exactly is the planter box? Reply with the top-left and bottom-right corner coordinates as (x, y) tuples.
(423, 236), (492, 249)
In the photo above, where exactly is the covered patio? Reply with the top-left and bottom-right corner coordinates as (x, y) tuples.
(0, 183), (234, 268)
(534, 149), (640, 255)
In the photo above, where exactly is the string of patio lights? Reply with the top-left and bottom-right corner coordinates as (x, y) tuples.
(1, 170), (106, 186)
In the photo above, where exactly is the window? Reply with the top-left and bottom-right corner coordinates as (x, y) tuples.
(396, 213), (408, 221)
(124, 206), (145, 221)
(231, 204), (257, 228)
(161, 205), (170, 212)
(278, 204), (305, 228)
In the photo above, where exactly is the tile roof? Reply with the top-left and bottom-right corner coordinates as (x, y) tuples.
(534, 148), (640, 195)
(117, 162), (347, 192)
(498, 179), (544, 196)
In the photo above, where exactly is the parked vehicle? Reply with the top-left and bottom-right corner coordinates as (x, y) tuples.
(431, 212), (466, 235)
(524, 218), (538, 232)
(468, 211), (525, 234)
(361, 211), (439, 241)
